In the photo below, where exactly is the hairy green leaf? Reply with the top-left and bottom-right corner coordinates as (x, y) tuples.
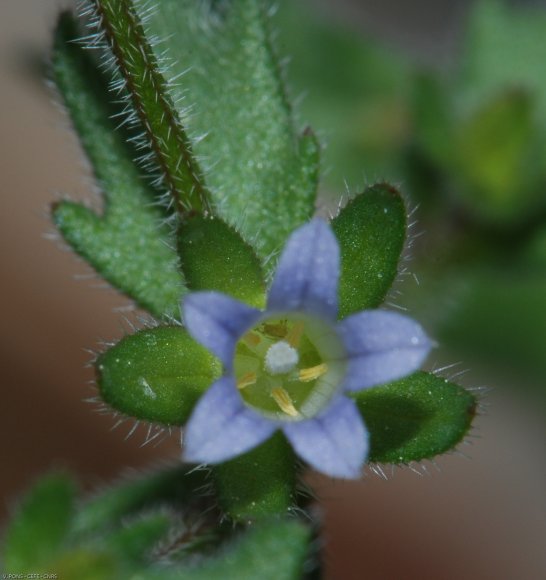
(96, 327), (221, 425)
(136, 0), (320, 260)
(52, 13), (184, 318)
(72, 465), (210, 536)
(106, 513), (172, 565)
(355, 372), (476, 464)
(332, 183), (407, 319)
(213, 434), (296, 521)
(178, 215), (266, 309)
(147, 519), (311, 580)
(3, 473), (76, 573)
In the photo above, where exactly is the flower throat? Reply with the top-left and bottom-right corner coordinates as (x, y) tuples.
(233, 315), (346, 421)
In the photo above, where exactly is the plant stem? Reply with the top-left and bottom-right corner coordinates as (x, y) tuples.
(92, 0), (210, 215)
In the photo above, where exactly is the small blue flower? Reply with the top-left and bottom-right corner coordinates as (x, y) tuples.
(182, 219), (432, 479)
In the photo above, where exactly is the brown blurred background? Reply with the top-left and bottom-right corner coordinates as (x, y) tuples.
(1, 1), (546, 578)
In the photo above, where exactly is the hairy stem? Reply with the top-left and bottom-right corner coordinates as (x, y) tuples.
(92, 0), (209, 215)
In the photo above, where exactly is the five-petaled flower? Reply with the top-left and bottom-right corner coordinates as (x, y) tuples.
(182, 219), (432, 479)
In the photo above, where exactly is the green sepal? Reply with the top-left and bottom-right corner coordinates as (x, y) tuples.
(3, 473), (76, 573)
(332, 183), (407, 319)
(137, 0), (320, 260)
(96, 327), (221, 425)
(52, 13), (184, 319)
(354, 371), (476, 464)
(213, 434), (296, 522)
(160, 519), (311, 580)
(178, 215), (266, 308)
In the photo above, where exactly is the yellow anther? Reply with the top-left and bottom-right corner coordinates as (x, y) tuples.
(271, 387), (299, 417)
(285, 321), (305, 348)
(243, 332), (261, 347)
(263, 322), (287, 339)
(237, 372), (257, 390)
(298, 363), (328, 383)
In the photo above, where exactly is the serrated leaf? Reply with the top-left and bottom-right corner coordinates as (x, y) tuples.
(3, 473), (76, 573)
(136, 0), (320, 260)
(96, 327), (221, 425)
(332, 183), (406, 319)
(213, 433), (296, 521)
(52, 13), (184, 319)
(354, 371), (476, 464)
(178, 215), (266, 308)
(145, 519), (311, 580)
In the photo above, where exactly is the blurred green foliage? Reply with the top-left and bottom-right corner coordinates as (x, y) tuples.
(1, 468), (311, 579)
(278, 0), (546, 396)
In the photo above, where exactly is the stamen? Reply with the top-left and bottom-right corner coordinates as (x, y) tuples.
(263, 322), (287, 338)
(243, 332), (261, 348)
(237, 372), (257, 390)
(271, 387), (299, 417)
(286, 321), (304, 348)
(299, 363), (328, 383)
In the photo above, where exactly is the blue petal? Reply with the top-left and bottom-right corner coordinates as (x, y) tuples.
(268, 219), (339, 320)
(337, 309), (432, 391)
(182, 377), (277, 465)
(183, 292), (261, 369)
(282, 396), (368, 479)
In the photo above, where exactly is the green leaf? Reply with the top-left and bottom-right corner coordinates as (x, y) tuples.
(440, 268), (546, 385)
(213, 434), (296, 521)
(178, 215), (266, 309)
(276, 0), (412, 191)
(332, 183), (407, 319)
(411, 72), (453, 167)
(354, 372), (476, 464)
(51, 13), (184, 319)
(3, 473), (76, 573)
(453, 89), (542, 225)
(136, 0), (320, 260)
(96, 327), (221, 425)
(149, 519), (311, 580)
(459, 0), (546, 127)
(54, 550), (120, 580)
(106, 512), (172, 565)
(73, 465), (209, 536)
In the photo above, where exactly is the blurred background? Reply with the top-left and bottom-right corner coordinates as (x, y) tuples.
(2, 0), (546, 578)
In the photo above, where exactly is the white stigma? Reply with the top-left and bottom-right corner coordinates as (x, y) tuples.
(264, 341), (299, 375)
